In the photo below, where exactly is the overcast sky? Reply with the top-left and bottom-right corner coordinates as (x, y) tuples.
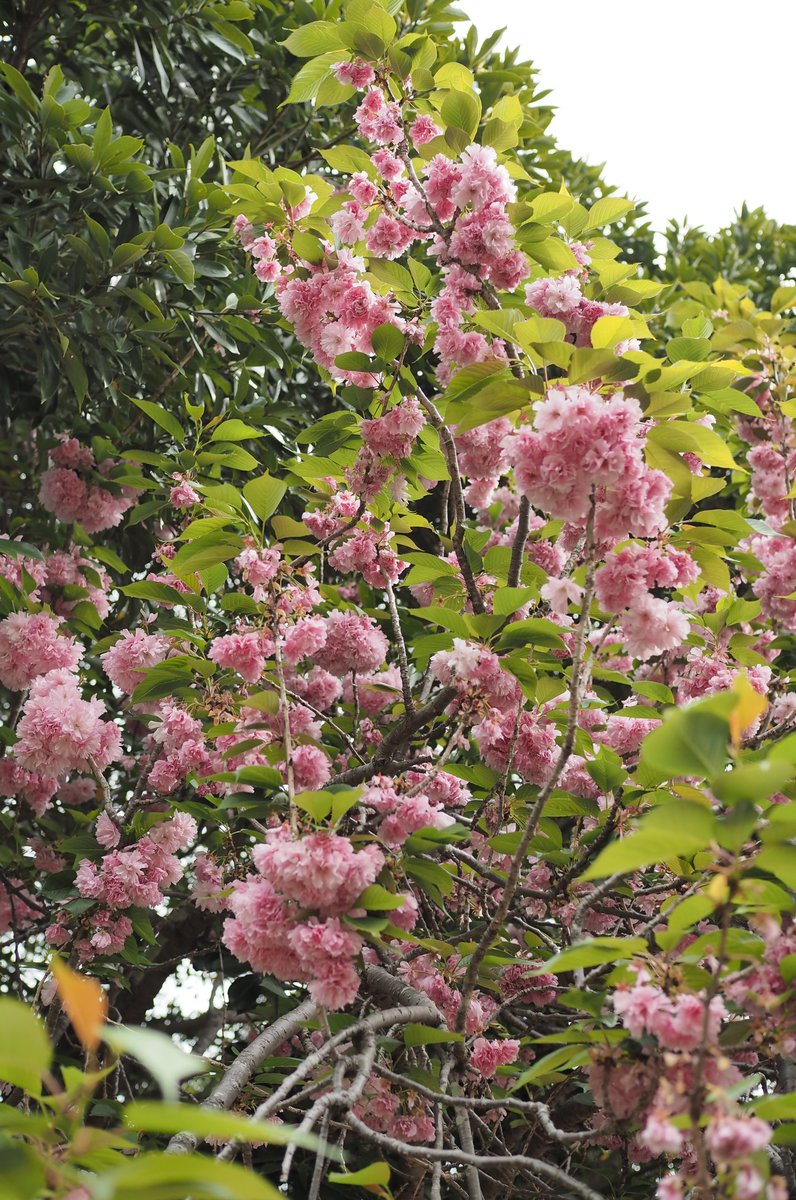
(463, 0), (793, 234)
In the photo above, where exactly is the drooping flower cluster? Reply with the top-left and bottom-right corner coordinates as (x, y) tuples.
(14, 670), (121, 779)
(0, 611), (83, 691)
(508, 386), (671, 541)
(223, 828), (386, 1009)
(38, 435), (138, 533)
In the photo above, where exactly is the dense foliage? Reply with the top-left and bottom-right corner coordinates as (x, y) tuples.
(2, 4), (796, 1200)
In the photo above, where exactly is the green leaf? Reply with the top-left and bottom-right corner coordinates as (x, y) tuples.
(404, 1024), (462, 1047)
(321, 145), (375, 175)
(580, 801), (717, 881)
(496, 618), (567, 651)
(329, 1163), (391, 1187)
(647, 421), (740, 470)
(0, 1000), (51, 1095)
(0, 1142), (45, 1200)
(582, 196), (634, 231)
(163, 250), (195, 285)
(104, 1026), (209, 1100)
(541, 936), (647, 973)
(128, 397), (185, 444)
(243, 473), (287, 522)
(638, 707), (729, 780)
(210, 419), (265, 442)
(170, 534), (243, 579)
(282, 21), (347, 56)
(370, 322), (404, 361)
(0, 63), (39, 113)
(125, 1101), (318, 1148)
(357, 884), (406, 911)
(95, 1151), (282, 1198)
(440, 88), (481, 138)
(112, 242), (148, 271)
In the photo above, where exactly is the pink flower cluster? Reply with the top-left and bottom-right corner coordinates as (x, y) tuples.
(399, 952), (498, 1034)
(14, 670), (121, 779)
(469, 1036), (520, 1079)
(333, 58), (376, 90)
(101, 629), (170, 694)
(526, 271), (635, 350)
(746, 535), (796, 629)
(235, 540), (282, 601)
(285, 612), (388, 677)
(0, 758), (58, 816)
(0, 611), (83, 691)
(613, 978), (727, 1051)
(594, 544), (698, 660)
(328, 523), (407, 587)
(148, 702), (220, 795)
(354, 1074), (435, 1143)
(169, 474), (202, 509)
(223, 828), (385, 1009)
(39, 436), (138, 533)
(474, 708), (557, 785)
(430, 638), (521, 714)
(508, 386), (671, 542)
(361, 775), (454, 850)
(276, 251), (405, 386)
(208, 627), (275, 684)
(70, 813), (197, 949)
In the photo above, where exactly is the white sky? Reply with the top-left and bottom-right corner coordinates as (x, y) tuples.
(463, 0), (794, 233)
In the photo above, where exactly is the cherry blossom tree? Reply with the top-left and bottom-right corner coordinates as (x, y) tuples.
(3, 4), (796, 1200)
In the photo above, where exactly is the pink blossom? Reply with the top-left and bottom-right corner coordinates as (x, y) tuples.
(315, 612), (388, 677)
(469, 1037), (520, 1079)
(169, 474), (201, 508)
(705, 1115), (772, 1162)
(101, 629), (170, 694)
(333, 58), (375, 90)
(290, 744), (331, 792)
(409, 114), (442, 147)
(253, 828), (384, 915)
(193, 853), (227, 913)
(95, 812), (121, 849)
(0, 611), (82, 691)
(208, 629), (273, 683)
(15, 670), (122, 778)
(639, 1115), (683, 1156)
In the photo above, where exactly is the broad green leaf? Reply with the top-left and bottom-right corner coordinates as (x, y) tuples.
(582, 196), (634, 230)
(128, 397), (185, 444)
(329, 1163), (391, 1187)
(170, 534), (243, 579)
(541, 936), (648, 973)
(93, 1151), (281, 1198)
(404, 1024), (462, 1047)
(125, 1101), (318, 1148)
(243, 473), (287, 522)
(638, 706), (730, 780)
(104, 1027), (209, 1100)
(440, 88), (481, 138)
(0, 1000), (51, 1095)
(282, 21), (348, 56)
(210, 418), (265, 441)
(580, 801), (717, 881)
(370, 322), (404, 360)
(647, 420), (740, 470)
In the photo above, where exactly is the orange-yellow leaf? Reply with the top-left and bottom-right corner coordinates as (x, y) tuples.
(706, 874), (730, 907)
(51, 956), (107, 1052)
(729, 672), (767, 748)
